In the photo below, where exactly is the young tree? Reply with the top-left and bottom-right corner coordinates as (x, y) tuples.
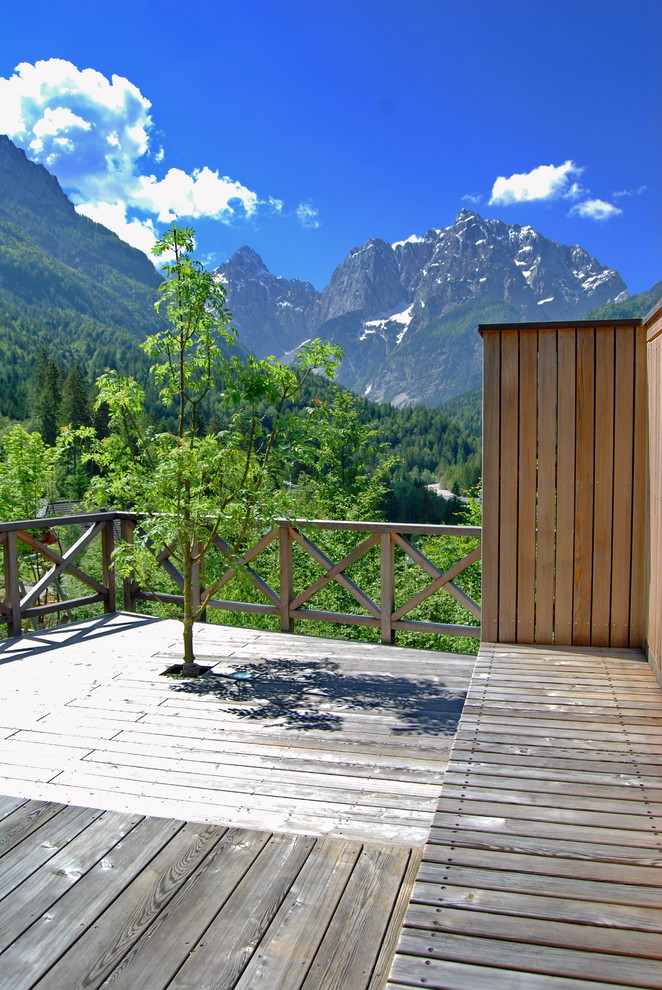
(0, 424), (59, 521)
(78, 226), (341, 673)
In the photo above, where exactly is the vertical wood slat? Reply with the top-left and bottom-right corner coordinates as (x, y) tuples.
(630, 325), (648, 647)
(498, 331), (519, 642)
(572, 328), (595, 646)
(102, 519), (116, 614)
(554, 330), (577, 644)
(279, 524), (294, 634)
(480, 331), (501, 642)
(610, 328), (635, 648)
(516, 331), (537, 643)
(380, 533), (395, 645)
(535, 329), (557, 643)
(646, 317), (662, 669)
(591, 328), (615, 645)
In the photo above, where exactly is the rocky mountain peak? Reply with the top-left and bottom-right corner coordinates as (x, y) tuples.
(211, 209), (629, 406)
(314, 236), (405, 325)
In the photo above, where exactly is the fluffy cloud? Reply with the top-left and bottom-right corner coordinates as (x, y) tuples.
(75, 201), (160, 256)
(0, 59), (265, 254)
(568, 198), (622, 221)
(490, 160), (584, 205)
(296, 203), (320, 228)
(133, 168), (258, 223)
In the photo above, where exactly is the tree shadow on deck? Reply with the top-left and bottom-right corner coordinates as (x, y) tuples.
(172, 657), (466, 735)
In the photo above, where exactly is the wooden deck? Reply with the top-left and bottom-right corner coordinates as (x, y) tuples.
(0, 613), (475, 989)
(0, 794), (419, 990)
(0, 612), (473, 846)
(389, 642), (662, 989)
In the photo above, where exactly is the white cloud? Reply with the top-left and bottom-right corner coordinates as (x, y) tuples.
(568, 198), (622, 221)
(296, 203), (320, 228)
(0, 58), (272, 255)
(75, 201), (160, 255)
(489, 160), (584, 205)
(461, 193), (482, 205)
(133, 167), (258, 223)
(613, 185), (647, 198)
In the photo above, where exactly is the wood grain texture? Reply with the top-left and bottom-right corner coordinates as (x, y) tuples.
(498, 331), (519, 642)
(388, 642), (662, 990)
(516, 330), (537, 643)
(480, 329), (501, 642)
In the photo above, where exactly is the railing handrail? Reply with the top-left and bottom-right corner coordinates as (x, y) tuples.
(0, 513), (480, 539)
(0, 510), (137, 533)
(275, 518), (481, 537)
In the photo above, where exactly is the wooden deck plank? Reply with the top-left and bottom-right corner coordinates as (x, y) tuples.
(168, 833), (316, 990)
(85, 826), (273, 990)
(421, 842), (662, 886)
(0, 814), (176, 985)
(0, 796), (422, 990)
(231, 836), (361, 990)
(0, 803), (104, 900)
(388, 957), (654, 990)
(29, 821), (228, 990)
(0, 799), (67, 856)
(396, 929), (662, 986)
(389, 643), (662, 990)
(299, 844), (412, 990)
(416, 860), (662, 904)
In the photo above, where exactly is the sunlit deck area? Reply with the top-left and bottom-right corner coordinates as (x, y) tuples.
(0, 613), (475, 990)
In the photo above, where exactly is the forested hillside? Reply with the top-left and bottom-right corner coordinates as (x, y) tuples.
(0, 136), (164, 421)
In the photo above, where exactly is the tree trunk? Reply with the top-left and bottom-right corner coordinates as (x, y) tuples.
(180, 543), (199, 676)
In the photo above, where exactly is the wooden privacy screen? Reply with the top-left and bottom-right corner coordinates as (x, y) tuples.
(645, 303), (662, 678)
(480, 319), (646, 647)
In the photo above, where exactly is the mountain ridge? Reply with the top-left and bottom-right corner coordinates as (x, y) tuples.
(214, 208), (629, 406)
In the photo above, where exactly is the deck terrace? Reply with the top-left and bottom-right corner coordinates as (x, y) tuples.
(390, 642), (662, 990)
(0, 612), (475, 989)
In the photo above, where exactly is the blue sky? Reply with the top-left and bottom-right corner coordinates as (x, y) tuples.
(0, 0), (659, 293)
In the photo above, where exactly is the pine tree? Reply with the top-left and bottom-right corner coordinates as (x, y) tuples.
(60, 364), (92, 429)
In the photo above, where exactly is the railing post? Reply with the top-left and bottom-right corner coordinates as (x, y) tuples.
(101, 519), (116, 613)
(120, 517), (137, 612)
(4, 531), (22, 638)
(380, 532), (395, 644)
(279, 522), (294, 633)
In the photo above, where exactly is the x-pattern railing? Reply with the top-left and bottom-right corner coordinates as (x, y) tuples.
(0, 512), (122, 636)
(1, 513), (481, 643)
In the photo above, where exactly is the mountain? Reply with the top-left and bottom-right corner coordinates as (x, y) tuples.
(0, 135), (165, 419)
(582, 280), (662, 321)
(215, 209), (628, 406)
(215, 246), (317, 356)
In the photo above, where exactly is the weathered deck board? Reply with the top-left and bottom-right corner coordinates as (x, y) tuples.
(0, 613), (474, 846)
(0, 797), (419, 990)
(389, 642), (662, 990)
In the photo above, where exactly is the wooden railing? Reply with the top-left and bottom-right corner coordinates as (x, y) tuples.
(0, 511), (127, 638)
(0, 513), (481, 644)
